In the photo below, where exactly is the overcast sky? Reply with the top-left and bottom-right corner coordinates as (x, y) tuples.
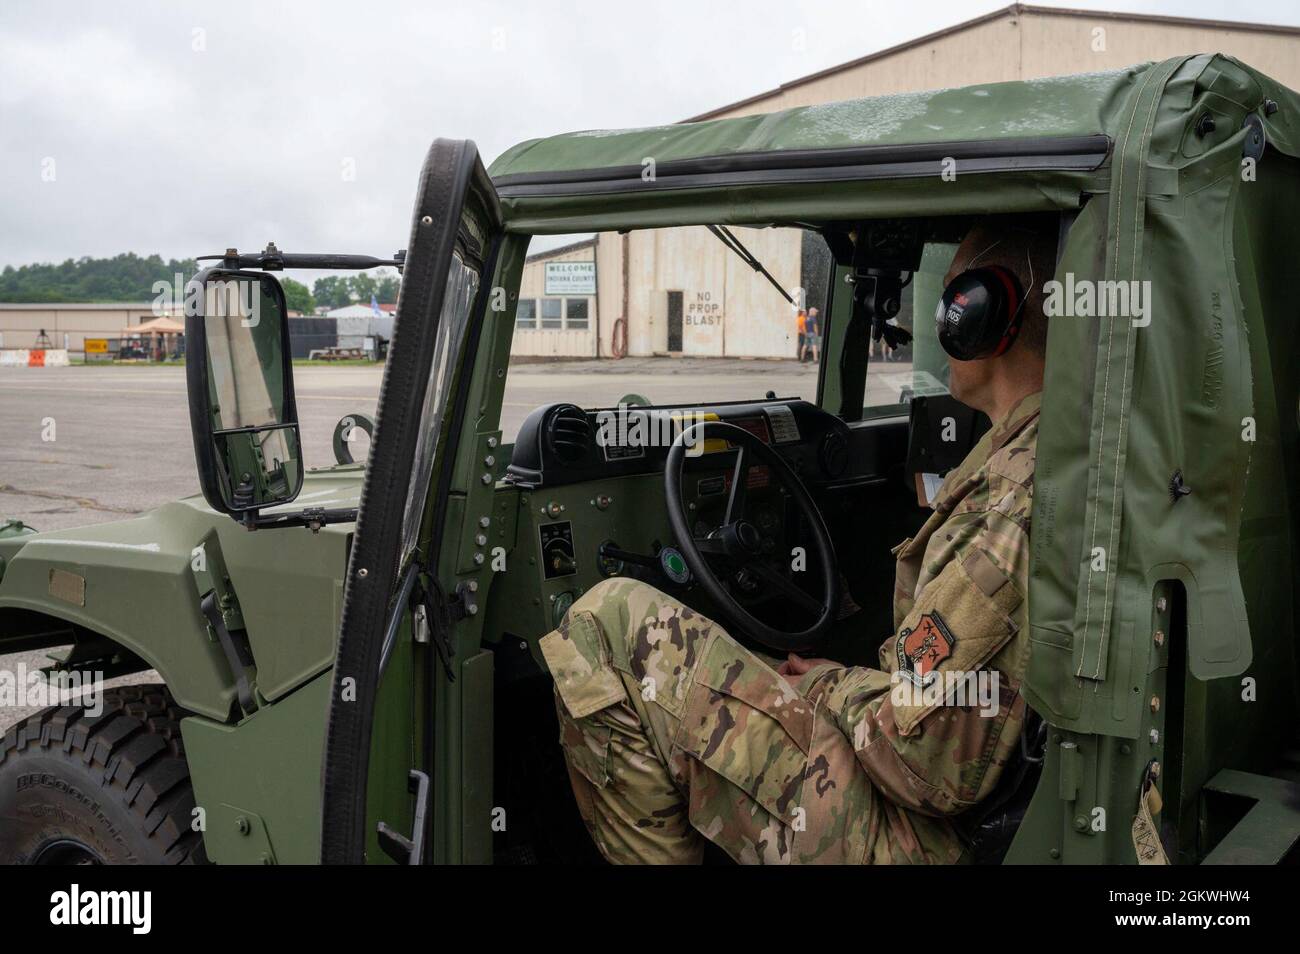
(2, 0), (1296, 271)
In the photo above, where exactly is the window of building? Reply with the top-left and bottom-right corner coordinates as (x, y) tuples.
(540, 298), (563, 329)
(565, 298), (589, 329)
(516, 299), (537, 329)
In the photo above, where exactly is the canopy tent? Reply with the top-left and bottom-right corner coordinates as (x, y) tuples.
(122, 316), (186, 336)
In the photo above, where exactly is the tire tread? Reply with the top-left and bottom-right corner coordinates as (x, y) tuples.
(0, 684), (208, 865)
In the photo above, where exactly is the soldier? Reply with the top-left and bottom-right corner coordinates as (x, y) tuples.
(540, 215), (1056, 864)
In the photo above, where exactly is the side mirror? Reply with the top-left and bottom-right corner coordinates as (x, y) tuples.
(185, 269), (303, 521)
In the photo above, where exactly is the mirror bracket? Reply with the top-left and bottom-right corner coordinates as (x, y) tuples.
(236, 506), (360, 533)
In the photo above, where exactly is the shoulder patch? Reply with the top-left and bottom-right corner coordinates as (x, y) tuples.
(895, 612), (955, 687)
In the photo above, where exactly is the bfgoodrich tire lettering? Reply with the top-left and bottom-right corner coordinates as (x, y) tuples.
(0, 684), (208, 864)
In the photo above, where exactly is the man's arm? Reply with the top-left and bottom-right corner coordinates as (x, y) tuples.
(802, 504), (1030, 817)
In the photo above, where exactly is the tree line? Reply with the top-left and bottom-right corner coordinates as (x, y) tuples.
(0, 253), (400, 315)
(0, 253), (199, 303)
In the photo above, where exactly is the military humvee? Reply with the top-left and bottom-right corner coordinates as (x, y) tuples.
(2, 53), (1298, 865)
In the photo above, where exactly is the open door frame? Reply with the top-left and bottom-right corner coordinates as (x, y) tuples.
(320, 139), (502, 864)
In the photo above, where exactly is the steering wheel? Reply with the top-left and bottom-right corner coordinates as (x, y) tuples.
(664, 421), (839, 653)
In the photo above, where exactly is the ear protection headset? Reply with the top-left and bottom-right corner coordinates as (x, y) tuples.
(934, 238), (1033, 361)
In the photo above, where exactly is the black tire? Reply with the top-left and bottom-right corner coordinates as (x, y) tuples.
(0, 684), (208, 864)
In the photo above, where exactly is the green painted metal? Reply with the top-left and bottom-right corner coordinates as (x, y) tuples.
(1201, 770), (1300, 864)
(459, 650), (494, 862)
(419, 239), (528, 864)
(0, 467), (357, 719)
(181, 671), (332, 864)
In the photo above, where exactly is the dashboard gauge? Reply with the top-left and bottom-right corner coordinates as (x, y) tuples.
(540, 521), (577, 579)
(659, 546), (691, 584)
(820, 428), (850, 478)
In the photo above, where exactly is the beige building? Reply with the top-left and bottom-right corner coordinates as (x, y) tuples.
(516, 4), (1300, 359)
(515, 238), (600, 358)
(0, 302), (159, 354)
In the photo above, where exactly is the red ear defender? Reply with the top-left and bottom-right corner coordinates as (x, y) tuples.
(986, 265), (1023, 357)
(935, 264), (1026, 361)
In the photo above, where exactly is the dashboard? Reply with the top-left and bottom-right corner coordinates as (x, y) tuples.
(505, 398), (853, 491)
(496, 399), (858, 633)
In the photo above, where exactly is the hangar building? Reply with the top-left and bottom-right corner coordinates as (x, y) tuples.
(513, 3), (1300, 359)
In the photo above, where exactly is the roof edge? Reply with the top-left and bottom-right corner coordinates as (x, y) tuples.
(683, 3), (1300, 122)
(524, 236), (597, 262)
(0, 301), (160, 310)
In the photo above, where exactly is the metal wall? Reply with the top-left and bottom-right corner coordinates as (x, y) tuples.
(288, 317), (338, 359)
(0, 304), (157, 353)
(514, 241), (598, 357)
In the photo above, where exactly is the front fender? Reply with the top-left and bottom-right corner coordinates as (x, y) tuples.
(0, 474), (356, 721)
(0, 504), (237, 720)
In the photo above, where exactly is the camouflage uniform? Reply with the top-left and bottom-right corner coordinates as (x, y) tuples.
(540, 392), (1041, 864)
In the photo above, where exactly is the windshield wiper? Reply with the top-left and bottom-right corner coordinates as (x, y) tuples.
(706, 226), (794, 305)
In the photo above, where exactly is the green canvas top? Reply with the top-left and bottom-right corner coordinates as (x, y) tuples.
(491, 68), (1135, 178)
(487, 54), (1300, 233)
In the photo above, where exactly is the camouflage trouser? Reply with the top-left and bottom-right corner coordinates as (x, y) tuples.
(540, 577), (891, 864)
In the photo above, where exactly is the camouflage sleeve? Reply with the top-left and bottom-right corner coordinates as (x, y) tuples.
(806, 502), (1030, 817)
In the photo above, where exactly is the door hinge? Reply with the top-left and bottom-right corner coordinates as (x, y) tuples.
(200, 591), (257, 715)
(191, 532), (258, 715)
(412, 577), (478, 683)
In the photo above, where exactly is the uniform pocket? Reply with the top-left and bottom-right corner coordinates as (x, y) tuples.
(540, 610), (629, 719)
(557, 708), (613, 788)
(888, 547), (1021, 736)
(676, 636), (813, 824)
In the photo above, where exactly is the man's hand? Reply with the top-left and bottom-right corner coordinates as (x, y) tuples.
(777, 652), (842, 688)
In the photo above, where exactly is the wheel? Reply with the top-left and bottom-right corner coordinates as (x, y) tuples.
(0, 684), (208, 864)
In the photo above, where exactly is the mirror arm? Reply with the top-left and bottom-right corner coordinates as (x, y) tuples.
(198, 244), (406, 273)
(236, 506), (360, 533)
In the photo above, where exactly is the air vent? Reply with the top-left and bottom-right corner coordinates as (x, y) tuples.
(547, 405), (592, 464)
(820, 429), (849, 478)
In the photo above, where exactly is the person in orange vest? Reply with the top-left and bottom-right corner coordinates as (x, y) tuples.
(795, 308), (807, 361)
(805, 306), (820, 364)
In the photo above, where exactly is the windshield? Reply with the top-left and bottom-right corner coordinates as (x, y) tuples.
(860, 240), (961, 414)
(501, 226), (829, 443)
(499, 227), (969, 441)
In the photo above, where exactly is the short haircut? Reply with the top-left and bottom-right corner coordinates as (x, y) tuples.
(954, 213), (1057, 357)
